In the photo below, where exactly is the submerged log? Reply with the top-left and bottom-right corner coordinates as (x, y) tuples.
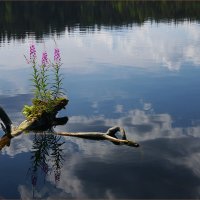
(0, 105), (139, 150)
(56, 126), (139, 147)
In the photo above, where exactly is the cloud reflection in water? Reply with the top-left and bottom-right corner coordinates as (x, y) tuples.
(1, 21), (200, 198)
(2, 106), (200, 198)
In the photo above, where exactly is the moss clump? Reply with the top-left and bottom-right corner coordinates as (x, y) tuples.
(22, 97), (67, 121)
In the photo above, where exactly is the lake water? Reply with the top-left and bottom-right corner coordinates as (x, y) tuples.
(1, 2), (200, 199)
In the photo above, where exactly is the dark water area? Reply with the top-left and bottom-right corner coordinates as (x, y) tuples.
(1, 1), (200, 199)
(1, 1), (200, 42)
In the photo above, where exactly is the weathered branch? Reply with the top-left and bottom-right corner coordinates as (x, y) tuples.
(0, 119), (139, 150)
(56, 126), (139, 147)
(0, 119), (34, 150)
(0, 107), (139, 150)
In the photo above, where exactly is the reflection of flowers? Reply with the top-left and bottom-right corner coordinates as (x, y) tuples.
(51, 135), (65, 183)
(31, 174), (37, 187)
(28, 133), (65, 191)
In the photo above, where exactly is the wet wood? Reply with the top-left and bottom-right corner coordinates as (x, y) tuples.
(56, 126), (139, 147)
(0, 109), (139, 150)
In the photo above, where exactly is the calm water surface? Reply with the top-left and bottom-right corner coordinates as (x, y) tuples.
(1, 2), (200, 199)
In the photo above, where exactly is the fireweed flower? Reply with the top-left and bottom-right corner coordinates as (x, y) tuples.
(30, 44), (37, 62)
(41, 51), (48, 66)
(54, 48), (61, 64)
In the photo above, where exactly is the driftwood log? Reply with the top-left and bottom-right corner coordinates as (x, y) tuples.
(0, 106), (139, 150)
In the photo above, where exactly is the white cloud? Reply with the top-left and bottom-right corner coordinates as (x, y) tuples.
(48, 154), (88, 198)
(143, 103), (152, 111)
(18, 184), (71, 199)
(1, 133), (32, 157)
(182, 153), (200, 177)
(5, 105), (200, 198)
(68, 109), (184, 142)
(1, 21), (200, 74)
(91, 101), (98, 109)
(115, 104), (123, 113)
(1, 21), (200, 96)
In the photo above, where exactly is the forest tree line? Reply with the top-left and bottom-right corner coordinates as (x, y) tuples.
(0, 1), (200, 42)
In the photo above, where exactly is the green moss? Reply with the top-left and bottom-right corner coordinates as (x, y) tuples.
(22, 97), (67, 121)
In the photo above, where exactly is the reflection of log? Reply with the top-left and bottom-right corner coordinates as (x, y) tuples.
(0, 135), (11, 150)
(0, 108), (139, 150)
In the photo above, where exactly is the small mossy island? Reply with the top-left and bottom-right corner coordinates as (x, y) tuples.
(0, 44), (139, 151)
(23, 97), (67, 121)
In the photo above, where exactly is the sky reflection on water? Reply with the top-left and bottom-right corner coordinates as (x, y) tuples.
(0, 21), (200, 71)
(1, 21), (200, 198)
(2, 105), (200, 198)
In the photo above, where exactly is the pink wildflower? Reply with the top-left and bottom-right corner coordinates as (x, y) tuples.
(54, 48), (61, 64)
(41, 51), (48, 66)
(30, 44), (37, 62)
